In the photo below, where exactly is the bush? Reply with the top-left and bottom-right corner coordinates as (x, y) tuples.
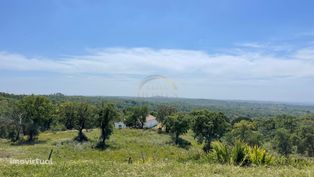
(212, 140), (274, 166)
(211, 141), (229, 164)
(230, 141), (250, 166)
(246, 145), (273, 165)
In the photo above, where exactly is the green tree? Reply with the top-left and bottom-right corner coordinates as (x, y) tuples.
(18, 95), (53, 142)
(74, 103), (93, 142)
(59, 102), (77, 130)
(156, 104), (177, 124)
(124, 106), (148, 129)
(231, 117), (252, 126)
(296, 126), (314, 157)
(0, 102), (22, 142)
(7, 103), (23, 142)
(164, 113), (190, 144)
(229, 120), (262, 146)
(191, 110), (230, 152)
(256, 118), (276, 140)
(273, 128), (292, 156)
(275, 115), (297, 133)
(96, 103), (118, 149)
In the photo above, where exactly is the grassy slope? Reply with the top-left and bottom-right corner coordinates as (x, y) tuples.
(0, 129), (313, 177)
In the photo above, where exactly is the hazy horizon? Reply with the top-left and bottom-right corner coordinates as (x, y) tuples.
(3, 90), (314, 106)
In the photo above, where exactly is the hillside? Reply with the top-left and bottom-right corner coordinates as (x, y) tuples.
(0, 129), (313, 177)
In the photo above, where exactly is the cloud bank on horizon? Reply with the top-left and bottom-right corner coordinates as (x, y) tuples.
(1, 44), (314, 103)
(1, 45), (314, 79)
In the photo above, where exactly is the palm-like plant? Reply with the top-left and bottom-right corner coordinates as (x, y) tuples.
(246, 145), (273, 165)
(230, 141), (250, 166)
(211, 141), (229, 164)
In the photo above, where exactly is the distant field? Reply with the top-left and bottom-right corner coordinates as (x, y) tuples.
(0, 129), (313, 177)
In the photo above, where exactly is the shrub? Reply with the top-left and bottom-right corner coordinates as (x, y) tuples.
(211, 141), (229, 164)
(230, 141), (250, 166)
(246, 145), (273, 165)
(229, 141), (273, 166)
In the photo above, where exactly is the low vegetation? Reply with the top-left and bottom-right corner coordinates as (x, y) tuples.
(0, 129), (313, 177)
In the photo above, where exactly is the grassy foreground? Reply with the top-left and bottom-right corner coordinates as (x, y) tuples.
(0, 129), (313, 177)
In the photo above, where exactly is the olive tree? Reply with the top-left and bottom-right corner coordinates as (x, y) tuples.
(0, 102), (23, 142)
(191, 110), (230, 152)
(73, 103), (93, 142)
(59, 101), (77, 130)
(164, 113), (190, 144)
(18, 95), (53, 142)
(156, 105), (177, 129)
(96, 103), (118, 149)
(124, 106), (148, 129)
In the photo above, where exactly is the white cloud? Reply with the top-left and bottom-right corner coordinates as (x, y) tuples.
(235, 42), (267, 48)
(0, 52), (72, 72)
(293, 46), (314, 60)
(1, 46), (314, 102)
(1, 46), (314, 80)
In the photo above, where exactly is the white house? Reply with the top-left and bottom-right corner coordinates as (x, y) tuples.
(143, 115), (158, 128)
(114, 114), (158, 129)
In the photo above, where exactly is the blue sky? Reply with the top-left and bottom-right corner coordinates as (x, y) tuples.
(1, 0), (314, 103)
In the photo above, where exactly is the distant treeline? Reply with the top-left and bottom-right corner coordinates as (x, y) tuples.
(1, 92), (314, 118)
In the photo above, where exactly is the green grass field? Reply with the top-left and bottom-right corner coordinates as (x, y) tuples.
(0, 129), (313, 177)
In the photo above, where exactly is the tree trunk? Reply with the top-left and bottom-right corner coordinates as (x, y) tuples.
(175, 134), (179, 144)
(28, 132), (34, 142)
(14, 128), (20, 142)
(75, 128), (88, 142)
(203, 141), (211, 153)
(165, 126), (170, 133)
(101, 128), (106, 145)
